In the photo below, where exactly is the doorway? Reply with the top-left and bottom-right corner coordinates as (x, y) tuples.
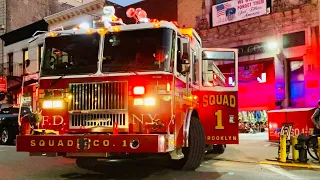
(288, 59), (305, 107)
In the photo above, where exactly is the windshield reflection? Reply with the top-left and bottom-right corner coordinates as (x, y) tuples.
(41, 33), (100, 76)
(41, 28), (175, 77)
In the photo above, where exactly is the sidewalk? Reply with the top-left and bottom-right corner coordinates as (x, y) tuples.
(208, 132), (320, 167)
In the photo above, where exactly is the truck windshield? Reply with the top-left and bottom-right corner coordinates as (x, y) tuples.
(102, 28), (174, 73)
(41, 33), (100, 76)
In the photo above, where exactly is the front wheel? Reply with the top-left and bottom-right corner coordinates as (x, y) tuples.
(170, 116), (206, 170)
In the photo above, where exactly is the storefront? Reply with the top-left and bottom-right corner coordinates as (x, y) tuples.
(192, 0), (319, 135)
(3, 75), (38, 111)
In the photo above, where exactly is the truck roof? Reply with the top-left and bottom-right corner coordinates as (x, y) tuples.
(46, 21), (202, 44)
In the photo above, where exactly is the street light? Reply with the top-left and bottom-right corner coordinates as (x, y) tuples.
(267, 41), (278, 50)
(79, 22), (90, 30)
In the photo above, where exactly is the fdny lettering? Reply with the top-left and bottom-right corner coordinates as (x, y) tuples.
(132, 114), (159, 124)
(202, 95), (236, 108)
(206, 136), (237, 141)
(41, 116), (64, 126)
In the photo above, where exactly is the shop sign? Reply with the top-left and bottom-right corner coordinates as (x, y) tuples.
(212, 0), (268, 27)
(0, 76), (7, 92)
(236, 42), (265, 57)
(23, 96), (32, 103)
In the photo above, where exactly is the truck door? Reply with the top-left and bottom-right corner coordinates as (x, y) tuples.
(196, 48), (239, 144)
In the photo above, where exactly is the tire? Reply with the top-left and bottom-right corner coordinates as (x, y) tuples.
(307, 135), (319, 161)
(0, 127), (14, 145)
(75, 157), (98, 171)
(171, 116), (206, 170)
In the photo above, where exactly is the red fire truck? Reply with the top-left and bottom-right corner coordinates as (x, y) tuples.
(16, 6), (239, 170)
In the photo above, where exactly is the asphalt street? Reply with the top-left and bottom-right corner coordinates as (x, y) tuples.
(0, 133), (318, 180)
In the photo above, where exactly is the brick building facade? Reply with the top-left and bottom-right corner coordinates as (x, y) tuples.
(2, 0), (319, 110)
(0, 0), (77, 75)
(178, 0), (320, 109)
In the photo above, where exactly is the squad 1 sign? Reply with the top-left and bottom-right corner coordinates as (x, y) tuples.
(212, 0), (267, 27)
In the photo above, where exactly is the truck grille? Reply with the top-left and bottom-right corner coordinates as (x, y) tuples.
(70, 112), (128, 129)
(69, 81), (128, 111)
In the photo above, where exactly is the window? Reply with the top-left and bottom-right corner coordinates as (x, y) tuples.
(191, 51), (198, 84)
(42, 33), (100, 76)
(38, 44), (43, 69)
(102, 28), (173, 73)
(202, 51), (236, 87)
(22, 49), (29, 72)
(8, 53), (13, 76)
(282, 31), (305, 48)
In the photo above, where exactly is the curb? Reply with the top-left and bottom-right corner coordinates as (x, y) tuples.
(259, 160), (320, 169)
(212, 158), (258, 164)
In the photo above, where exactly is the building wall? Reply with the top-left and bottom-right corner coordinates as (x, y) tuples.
(6, 0), (74, 32)
(3, 34), (44, 76)
(59, 0), (95, 7)
(178, 0), (320, 108)
(0, 0), (75, 76)
(0, 0), (6, 69)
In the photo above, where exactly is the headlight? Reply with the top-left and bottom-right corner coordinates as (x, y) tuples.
(42, 100), (64, 109)
(133, 97), (155, 106)
(144, 98), (155, 106)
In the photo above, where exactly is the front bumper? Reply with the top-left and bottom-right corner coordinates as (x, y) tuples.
(16, 134), (172, 153)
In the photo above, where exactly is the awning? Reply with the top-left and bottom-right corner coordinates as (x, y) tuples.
(7, 73), (39, 93)
(0, 19), (48, 46)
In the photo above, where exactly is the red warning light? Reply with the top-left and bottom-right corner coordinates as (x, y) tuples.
(171, 21), (179, 27)
(126, 8), (136, 18)
(137, 10), (147, 19)
(135, 8), (142, 16)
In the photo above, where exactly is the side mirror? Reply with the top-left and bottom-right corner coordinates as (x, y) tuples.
(181, 40), (190, 64)
(180, 37), (190, 64)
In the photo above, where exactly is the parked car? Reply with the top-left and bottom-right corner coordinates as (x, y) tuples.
(0, 106), (31, 145)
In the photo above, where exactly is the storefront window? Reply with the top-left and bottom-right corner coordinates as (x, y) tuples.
(238, 110), (268, 133)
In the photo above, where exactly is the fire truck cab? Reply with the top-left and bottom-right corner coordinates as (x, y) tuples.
(16, 6), (239, 171)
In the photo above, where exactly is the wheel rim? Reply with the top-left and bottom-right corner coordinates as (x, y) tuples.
(1, 129), (8, 143)
(307, 136), (319, 161)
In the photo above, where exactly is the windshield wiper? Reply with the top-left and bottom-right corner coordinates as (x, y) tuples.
(50, 74), (65, 87)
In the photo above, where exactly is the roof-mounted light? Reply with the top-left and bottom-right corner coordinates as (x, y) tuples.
(86, 29), (93, 34)
(49, 32), (57, 37)
(153, 23), (160, 28)
(113, 26), (120, 32)
(79, 23), (90, 30)
(97, 28), (108, 36)
(126, 7), (149, 24)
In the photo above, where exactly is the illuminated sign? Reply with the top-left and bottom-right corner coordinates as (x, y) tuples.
(257, 73), (266, 83)
(235, 42), (265, 57)
(212, 0), (268, 27)
(202, 94), (236, 108)
(228, 77), (235, 86)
